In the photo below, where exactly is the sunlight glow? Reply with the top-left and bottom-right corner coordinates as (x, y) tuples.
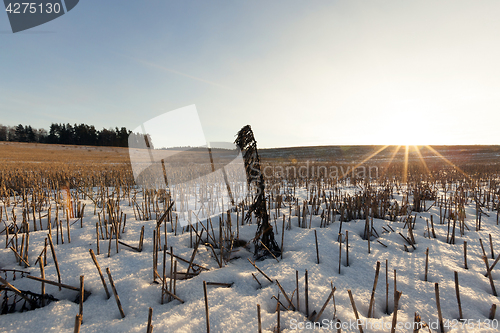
(332, 143), (471, 185)
(403, 145), (409, 184)
(379, 145), (402, 179)
(413, 145), (432, 179)
(339, 145), (389, 181)
(424, 145), (470, 180)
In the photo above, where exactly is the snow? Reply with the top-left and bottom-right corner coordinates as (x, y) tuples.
(1, 185), (499, 333)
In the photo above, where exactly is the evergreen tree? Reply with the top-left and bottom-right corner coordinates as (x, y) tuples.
(98, 128), (116, 146)
(48, 123), (59, 143)
(14, 124), (26, 142)
(0, 125), (7, 141)
(88, 125), (98, 146)
(26, 126), (36, 142)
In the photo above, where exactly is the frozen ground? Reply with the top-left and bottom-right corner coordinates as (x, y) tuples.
(1, 186), (499, 333)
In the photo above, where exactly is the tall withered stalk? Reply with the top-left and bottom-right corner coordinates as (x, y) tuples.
(235, 125), (281, 259)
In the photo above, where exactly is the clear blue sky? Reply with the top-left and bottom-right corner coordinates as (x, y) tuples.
(2, 0), (500, 147)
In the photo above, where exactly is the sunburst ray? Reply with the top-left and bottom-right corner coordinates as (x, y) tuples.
(338, 145), (389, 181)
(403, 145), (409, 184)
(424, 145), (470, 180)
(378, 145), (402, 179)
(412, 145), (432, 180)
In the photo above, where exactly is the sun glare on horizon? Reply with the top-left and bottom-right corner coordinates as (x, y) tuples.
(346, 143), (472, 185)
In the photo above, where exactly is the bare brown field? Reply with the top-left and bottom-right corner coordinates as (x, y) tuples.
(1, 142), (499, 192)
(0, 142), (135, 191)
(0, 142), (131, 164)
(3, 142), (500, 166)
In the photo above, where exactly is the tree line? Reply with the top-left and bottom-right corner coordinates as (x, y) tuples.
(0, 123), (147, 148)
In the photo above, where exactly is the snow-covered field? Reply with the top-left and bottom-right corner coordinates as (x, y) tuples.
(1, 185), (499, 333)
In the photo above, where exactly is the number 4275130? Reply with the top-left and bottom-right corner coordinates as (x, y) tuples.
(444, 318), (499, 329)
(5, 2), (62, 14)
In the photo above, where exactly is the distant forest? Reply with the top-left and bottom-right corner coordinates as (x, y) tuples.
(0, 123), (146, 148)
